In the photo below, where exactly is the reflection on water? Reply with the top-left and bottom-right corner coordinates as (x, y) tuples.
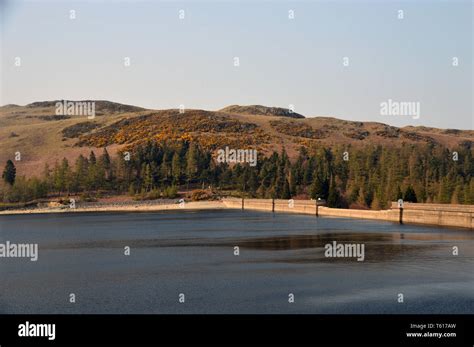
(0, 210), (473, 314)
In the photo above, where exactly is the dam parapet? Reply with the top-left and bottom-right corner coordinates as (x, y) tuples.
(222, 198), (473, 229)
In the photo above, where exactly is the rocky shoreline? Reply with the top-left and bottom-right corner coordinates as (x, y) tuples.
(0, 200), (226, 215)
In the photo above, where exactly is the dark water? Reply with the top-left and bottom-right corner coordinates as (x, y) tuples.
(0, 210), (473, 314)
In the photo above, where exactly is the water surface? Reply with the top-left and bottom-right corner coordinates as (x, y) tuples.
(0, 210), (473, 314)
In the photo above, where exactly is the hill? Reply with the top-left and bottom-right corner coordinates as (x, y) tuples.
(0, 100), (472, 177)
(219, 105), (305, 119)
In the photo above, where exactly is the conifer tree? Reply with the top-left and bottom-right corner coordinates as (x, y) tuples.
(171, 152), (181, 184)
(2, 160), (16, 185)
(404, 185), (417, 203)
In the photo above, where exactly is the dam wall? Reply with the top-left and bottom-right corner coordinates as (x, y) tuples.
(222, 198), (473, 229)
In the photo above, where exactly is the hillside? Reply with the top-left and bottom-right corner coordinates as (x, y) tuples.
(0, 101), (473, 177)
(219, 105), (305, 119)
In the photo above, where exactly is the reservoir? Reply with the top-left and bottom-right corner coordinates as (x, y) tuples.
(0, 210), (473, 314)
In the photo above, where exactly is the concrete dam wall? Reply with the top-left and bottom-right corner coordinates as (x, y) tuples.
(221, 198), (473, 229)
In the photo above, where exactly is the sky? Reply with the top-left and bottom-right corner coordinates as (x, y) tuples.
(0, 0), (472, 129)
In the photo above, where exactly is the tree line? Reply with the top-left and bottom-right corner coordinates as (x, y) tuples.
(1, 140), (473, 208)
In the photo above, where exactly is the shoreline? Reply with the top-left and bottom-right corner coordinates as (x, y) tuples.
(0, 201), (226, 215)
(0, 199), (472, 230)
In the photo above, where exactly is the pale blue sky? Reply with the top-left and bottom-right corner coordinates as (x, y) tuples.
(1, 0), (472, 129)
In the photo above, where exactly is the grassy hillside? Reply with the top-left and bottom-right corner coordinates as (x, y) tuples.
(1, 100), (473, 177)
